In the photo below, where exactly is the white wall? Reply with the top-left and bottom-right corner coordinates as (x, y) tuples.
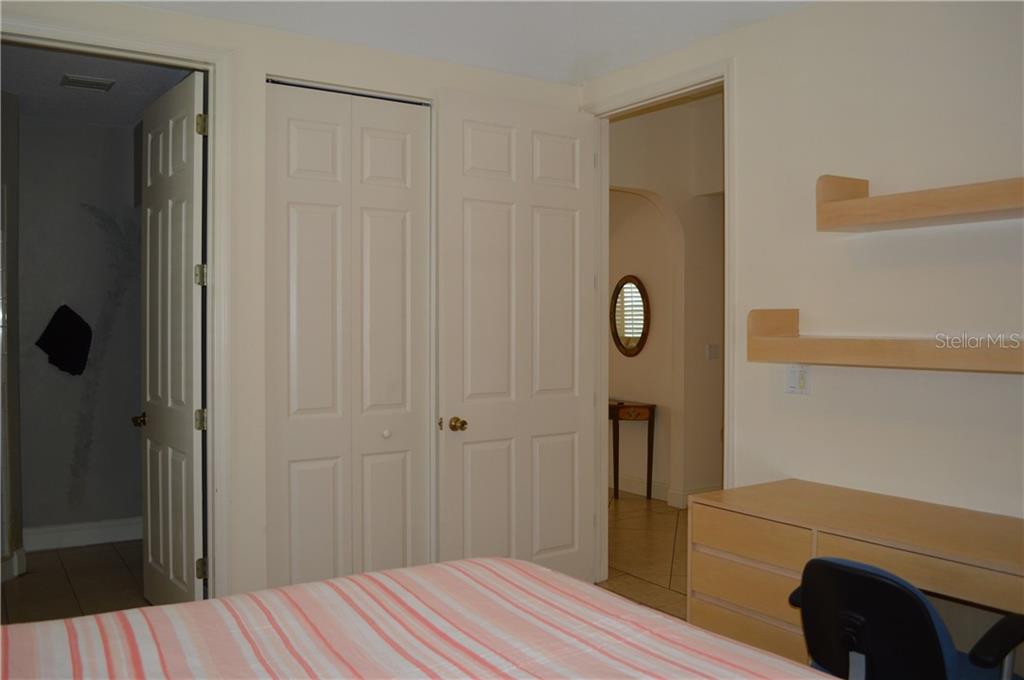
(610, 95), (725, 505)
(587, 2), (1024, 518)
(1, 0), (581, 594)
(681, 192), (724, 497)
(608, 190), (678, 500)
(18, 120), (141, 529)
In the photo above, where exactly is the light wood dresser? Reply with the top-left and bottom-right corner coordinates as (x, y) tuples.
(686, 479), (1024, 663)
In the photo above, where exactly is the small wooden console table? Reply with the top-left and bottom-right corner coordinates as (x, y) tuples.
(608, 400), (656, 499)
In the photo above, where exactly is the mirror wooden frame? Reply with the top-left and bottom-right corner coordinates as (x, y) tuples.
(610, 275), (650, 357)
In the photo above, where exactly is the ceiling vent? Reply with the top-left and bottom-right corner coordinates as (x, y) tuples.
(60, 74), (115, 92)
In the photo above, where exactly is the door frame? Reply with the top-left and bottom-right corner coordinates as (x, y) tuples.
(0, 21), (233, 598)
(585, 58), (736, 582)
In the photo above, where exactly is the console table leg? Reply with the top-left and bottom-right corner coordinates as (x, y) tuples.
(612, 419), (620, 499)
(646, 411), (655, 499)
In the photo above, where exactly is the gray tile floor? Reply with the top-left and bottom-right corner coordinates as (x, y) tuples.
(2, 541), (146, 624)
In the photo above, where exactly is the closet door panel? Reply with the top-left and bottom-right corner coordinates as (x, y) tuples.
(350, 95), (430, 574)
(360, 207), (409, 412)
(463, 199), (516, 401)
(266, 84), (354, 586)
(269, 84), (429, 584)
(288, 457), (344, 584)
(360, 450), (411, 572)
(532, 206), (578, 397)
(438, 90), (597, 580)
(463, 439), (515, 558)
(288, 202), (343, 416)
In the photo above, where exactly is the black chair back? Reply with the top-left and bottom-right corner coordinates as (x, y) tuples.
(798, 558), (954, 680)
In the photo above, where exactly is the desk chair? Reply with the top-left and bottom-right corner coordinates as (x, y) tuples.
(788, 557), (1024, 680)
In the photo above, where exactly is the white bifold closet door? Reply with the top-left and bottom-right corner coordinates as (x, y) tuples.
(266, 83), (430, 586)
(437, 90), (598, 581)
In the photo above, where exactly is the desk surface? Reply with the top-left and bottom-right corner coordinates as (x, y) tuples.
(692, 479), (1024, 577)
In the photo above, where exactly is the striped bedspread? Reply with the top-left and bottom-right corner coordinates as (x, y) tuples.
(2, 558), (824, 679)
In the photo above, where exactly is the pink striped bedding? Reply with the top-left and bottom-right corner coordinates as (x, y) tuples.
(2, 558), (825, 679)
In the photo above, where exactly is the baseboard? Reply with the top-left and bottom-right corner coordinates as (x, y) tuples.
(1, 548), (26, 582)
(610, 473), (669, 501)
(23, 516), (142, 552)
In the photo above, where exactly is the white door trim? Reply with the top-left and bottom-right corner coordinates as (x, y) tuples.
(1, 19), (233, 599)
(594, 118), (610, 583)
(1, 548), (26, 583)
(266, 75), (433, 107)
(587, 58), (737, 583)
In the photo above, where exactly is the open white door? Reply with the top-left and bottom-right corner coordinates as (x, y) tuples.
(438, 90), (598, 580)
(139, 72), (204, 604)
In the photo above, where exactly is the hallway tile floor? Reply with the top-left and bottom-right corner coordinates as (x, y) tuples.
(2, 541), (146, 624)
(597, 490), (688, 619)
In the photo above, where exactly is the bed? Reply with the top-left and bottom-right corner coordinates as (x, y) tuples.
(2, 558), (825, 679)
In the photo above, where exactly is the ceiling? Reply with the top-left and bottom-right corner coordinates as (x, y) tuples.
(1, 44), (189, 127)
(147, 2), (803, 84)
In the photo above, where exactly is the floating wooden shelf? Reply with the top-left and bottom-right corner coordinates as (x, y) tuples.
(816, 175), (1024, 232)
(747, 309), (1024, 374)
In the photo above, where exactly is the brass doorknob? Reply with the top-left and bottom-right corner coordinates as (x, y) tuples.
(131, 412), (147, 427)
(448, 416), (468, 432)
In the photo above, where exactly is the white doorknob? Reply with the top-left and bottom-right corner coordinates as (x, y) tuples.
(382, 429), (392, 439)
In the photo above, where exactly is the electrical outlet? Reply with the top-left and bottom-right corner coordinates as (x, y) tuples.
(785, 364), (810, 395)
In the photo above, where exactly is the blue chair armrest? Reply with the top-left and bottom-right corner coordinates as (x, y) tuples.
(969, 614), (1024, 669)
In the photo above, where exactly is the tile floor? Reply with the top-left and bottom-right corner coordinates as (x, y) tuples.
(597, 490), (688, 620)
(1, 541), (147, 624)
(0, 503), (680, 626)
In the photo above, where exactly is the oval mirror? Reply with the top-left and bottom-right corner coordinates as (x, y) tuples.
(610, 275), (650, 357)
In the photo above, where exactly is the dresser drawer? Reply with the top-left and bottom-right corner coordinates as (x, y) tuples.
(691, 550), (802, 625)
(691, 503), (812, 571)
(690, 597), (807, 663)
(817, 533), (1024, 614)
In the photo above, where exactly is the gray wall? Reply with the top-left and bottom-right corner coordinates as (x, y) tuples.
(19, 118), (141, 528)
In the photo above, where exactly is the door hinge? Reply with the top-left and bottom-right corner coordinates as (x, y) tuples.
(194, 263), (208, 286)
(194, 408), (208, 431)
(195, 557), (208, 580)
(195, 113), (209, 136)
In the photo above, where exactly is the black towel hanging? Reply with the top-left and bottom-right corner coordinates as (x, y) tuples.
(35, 304), (92, 376)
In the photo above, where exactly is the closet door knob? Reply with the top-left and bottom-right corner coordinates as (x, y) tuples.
(381, 429), (392, 439)
(448, 417), (468, 432)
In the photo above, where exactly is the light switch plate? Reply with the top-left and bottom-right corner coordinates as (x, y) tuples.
(785, 364), (810, 395)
